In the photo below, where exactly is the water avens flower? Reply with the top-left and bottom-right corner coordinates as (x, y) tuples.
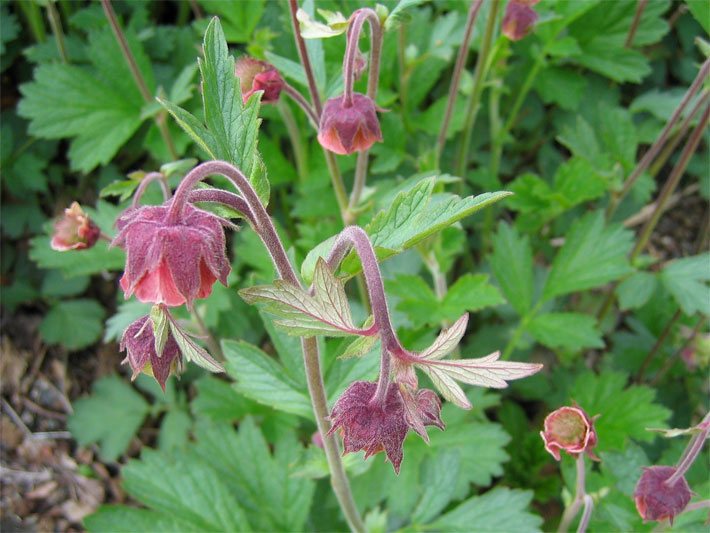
(235, 57), (284, 104)
(51, 202), (101, 251)
(634, 466), (691, 523)
(502, 0), (540, 41)
(120, 315), (182, 391)
(112, 202), (230, 308)
(317, 93), (382, 155)
(328, 380), (443, 473)
(541, 405), (599, 461)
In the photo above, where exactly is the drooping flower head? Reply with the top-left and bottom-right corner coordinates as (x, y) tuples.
(540, 405), (599, 461)
(112, 202), (230, 308)
(235, 57), (284, 104)
(634, 466), (691, 524)
(502, 0), (540, 41)
(317, 93), (382, 155)
(328, 380), (444, 473)
(120, 315), (182, 391)
(51, 202), (101, 251)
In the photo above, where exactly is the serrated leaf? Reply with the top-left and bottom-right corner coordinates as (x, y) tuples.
(68, 375), (149, 462)
(340, 332), (380, 359)
(302, 178), (511, 282)
(617, 271), (657, 310)
(660, 253), (710, 315)
(191, 376), (254, 422)
(104, 300), (152, 342)
(222, 339), (312, 419)
(29, 236), (125, 278)
(569, 370), (671, 450)
(385, 0), (428, 31)
(85, 506), (194, 532)
(427, 488), (542, 532)
(411, 451), (460, 525)
(121, 449), (251, 531)
(543, 211), (634, 300)
(150, 305), (169, 357)
(40, 299), (106, 350)
(240, 258), (368, 337)
(528, 312), (604, 351)
(191, 419), (315, 531)
(99, 179), (140, 202)
(490, 222), (534, 316)
(167, 319), (224, 373)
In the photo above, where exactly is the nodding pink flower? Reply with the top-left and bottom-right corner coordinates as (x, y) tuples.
(120, 315), (182, 391)
(502, 0), (540, 41)
(235, 57), (284, 104)
(51, 202), (101, 251)
(317, 93), (382, 155)
(540, 405), (599, 461)
(112, 202), (230, 308)
(634, 466), (691, 524)
(328, 380), (444, 473)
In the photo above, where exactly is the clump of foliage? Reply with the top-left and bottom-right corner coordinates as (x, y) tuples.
(3, 0), (709, 531)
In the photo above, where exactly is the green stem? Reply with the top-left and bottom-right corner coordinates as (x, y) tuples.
(46, 1), (68, 63)
(18, 0), (46, 43)
(455, 0), (501, 178)
(502, 301), (543, 359)
(101, 0), (177, 160)
(435, 0), (484, 166)
(277, 99), (308, 181)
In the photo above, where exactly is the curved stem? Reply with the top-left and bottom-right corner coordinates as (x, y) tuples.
(288, 0), (322, 116)
(188, 188), (253, 221)
(169, 161), (364, 533)
(283, 83), (320, 128)
(101, 0), (177, 160)
(436, 0), (484, 165)
(132, 172), (171, 208)
(558, 455), (588, 533)
(346, 9), (384, 214)
(577, 495), (594, 533)
(455, 0), (501, 178)
(666, 411), (710, 486)
(607, 60), (710, 219)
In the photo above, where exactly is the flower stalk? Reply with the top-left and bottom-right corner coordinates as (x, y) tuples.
(558, 455), (592, 533)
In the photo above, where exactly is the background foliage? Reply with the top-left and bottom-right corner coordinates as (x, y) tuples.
(1, 0), (708, 531)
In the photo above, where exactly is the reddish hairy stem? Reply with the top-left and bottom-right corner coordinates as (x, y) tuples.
(288, 0), (322, 116)
(558, 455), (590, 533)
(283, 83), (320, 127)
(132, 172), (171, 208)
(665, 411), (710, 486)
(169, 161), (364, 533)
(625, 0), (648, 48)
(187, 189), (253, 222)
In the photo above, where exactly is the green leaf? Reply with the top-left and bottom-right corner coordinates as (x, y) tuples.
(68, 375), (149, 462)
(222, 339), (312, 419)
(201, 17), (268, 204)
(617, 271), (657, 310)
(29, 237), (125, 277)
(528, 312), (604, 351)
(158, 409), (192, 452)
(411, 451), (460, 525)
(191, 376), (253, 422)
(660, 253), (710, 315)
(85, 506), (194, 532)
(569, 370), (671, 451)
(543, 211), (633, 300)
(490, 222), (534, 316)
(427, 488), (542, 532)
(385, 0), (428, 31)
(191, 419), (315, 531)
(167, 318), (224, 373)
(40, 299), (106, 350)
(18, 28), (150, 172)
(150, 304), (169, 357)
(302, 178), (511, 282)
(122, 449), (252, 531)
(687, 0), (710, 34)
(240, 258), (368, 337)
(104, 301), (152, 342)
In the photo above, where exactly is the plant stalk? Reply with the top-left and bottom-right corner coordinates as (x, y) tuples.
(558, 455), (590, 533)
(635, 309), (682, 383)
(171, 162), (364, 533)
(625, 0), (649, 48)
(665, 411), (710, 486)
(46, 1), (68, 63)
(436, 0), (484, 166)
(455, 0), (501, 178)
(101, 0), (178, 160)
(607, 59), (710, 219)
(277, 99), (309, 181)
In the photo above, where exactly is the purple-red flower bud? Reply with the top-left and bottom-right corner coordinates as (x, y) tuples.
(634, 466), (691, 524)
(50, 202), (101, 251)
(502, 0), (540, 41)
(328, 381), (443, 473)
(112, 202), (230, 308)
(540, 405), (599, 461)
(120, 315), (181, 391)
(235, 57), (284, 104)
(317, 93), (382, 155)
